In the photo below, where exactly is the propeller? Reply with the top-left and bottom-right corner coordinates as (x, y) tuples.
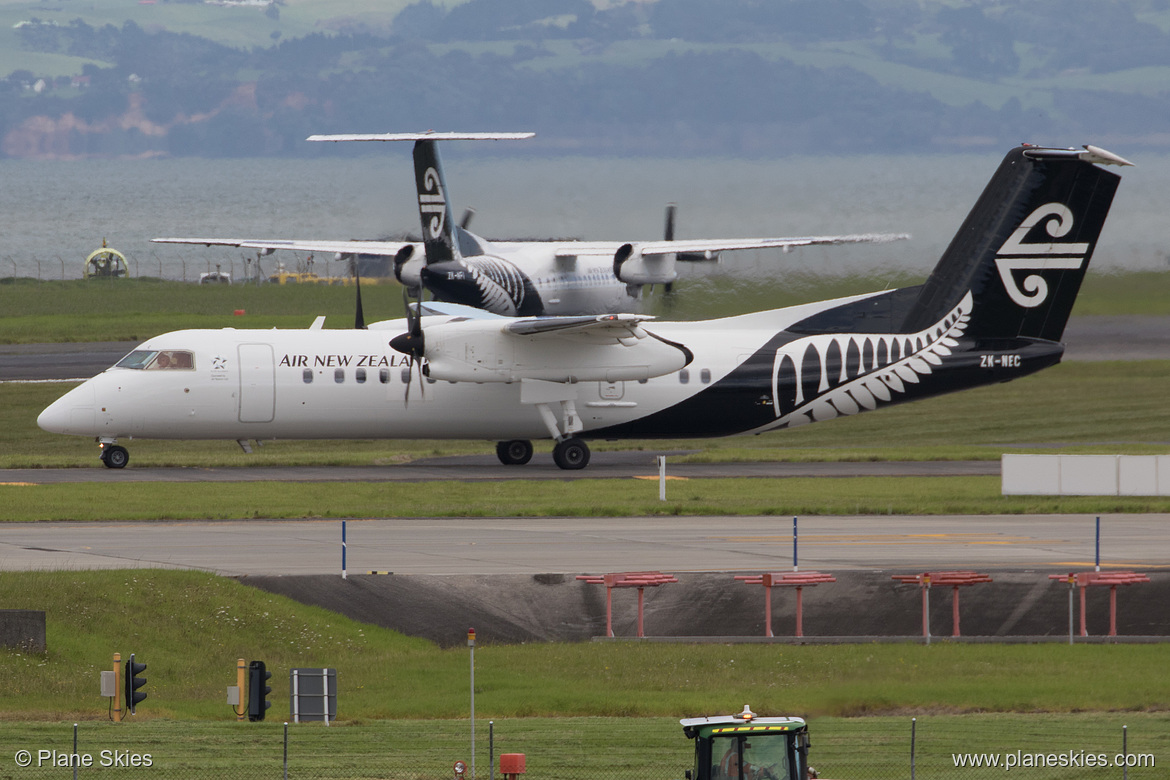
(348, 255), (367, 330)
(663, 204), (677, 295)
(389, 285), (427, 403)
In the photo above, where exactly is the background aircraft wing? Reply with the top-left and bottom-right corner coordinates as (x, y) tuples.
(152, 238), (417, 256)
(552, 233), (909, 258)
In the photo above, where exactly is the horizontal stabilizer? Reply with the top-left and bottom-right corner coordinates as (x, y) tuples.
(308, 132), (535, 143)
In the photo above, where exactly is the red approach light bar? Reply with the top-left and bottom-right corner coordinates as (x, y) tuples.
(735, 572), (838, 638)
(891, 570), (994, 640)
(1048, 570), (1150, 637)
(575, 571), (679, 638)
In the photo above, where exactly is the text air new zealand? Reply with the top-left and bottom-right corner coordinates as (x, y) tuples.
(39, 144), (1130, 470)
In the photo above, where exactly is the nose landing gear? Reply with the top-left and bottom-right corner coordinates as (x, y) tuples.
(99, 441), (129, 469)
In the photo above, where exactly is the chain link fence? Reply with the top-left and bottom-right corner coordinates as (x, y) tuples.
(4, 716), (1160, 780)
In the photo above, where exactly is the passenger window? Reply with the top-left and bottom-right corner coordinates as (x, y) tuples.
(701, 368), (711, 384)
(401, 367), (411, 383)
(303, 369), (313, 384)
(679, 369), (690, 384)
(334, 368), (345, 383)
(380, 368), (390, 384)
(356, 368), (367, 384)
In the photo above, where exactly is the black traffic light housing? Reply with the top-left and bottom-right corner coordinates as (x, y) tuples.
(124, 653), (147, 715)
(248, 660), (272, 721)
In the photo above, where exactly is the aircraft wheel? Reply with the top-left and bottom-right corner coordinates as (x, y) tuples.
(552, 437), (590, 470)
(496, 439), (533, 466)
(101, 445), (129, 469)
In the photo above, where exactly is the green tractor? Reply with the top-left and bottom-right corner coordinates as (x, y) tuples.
(682, 707), (814, 780)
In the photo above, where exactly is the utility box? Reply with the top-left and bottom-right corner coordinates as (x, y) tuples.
(290, 668), (336, 723)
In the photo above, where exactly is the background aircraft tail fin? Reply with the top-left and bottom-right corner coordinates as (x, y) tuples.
(900, 145), (1128, 342)
(413, 139), (461, 264)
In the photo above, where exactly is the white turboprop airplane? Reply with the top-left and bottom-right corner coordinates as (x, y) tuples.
(153, 132), (909, 316)
(41, 144), (1130, 470)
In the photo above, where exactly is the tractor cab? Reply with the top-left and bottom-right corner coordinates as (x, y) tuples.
(681, 707), (811, 780)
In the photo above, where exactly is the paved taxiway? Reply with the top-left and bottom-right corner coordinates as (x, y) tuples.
(1, 514), (1166, 576)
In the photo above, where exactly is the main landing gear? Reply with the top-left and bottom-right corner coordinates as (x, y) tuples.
(99, 440), (129, 469)
(494, 437), (591, 470)
(499, 382), (592, 470)
(552, 437), (590, 470)
(496, 439), (533, 466)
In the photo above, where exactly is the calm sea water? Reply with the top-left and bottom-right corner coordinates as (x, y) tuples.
(1, 151), (1166, 282)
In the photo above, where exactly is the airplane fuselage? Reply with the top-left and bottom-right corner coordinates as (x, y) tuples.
(38, 290), (1059, 448)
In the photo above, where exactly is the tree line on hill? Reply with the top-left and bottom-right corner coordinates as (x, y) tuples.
(3, 0), (1169, 158)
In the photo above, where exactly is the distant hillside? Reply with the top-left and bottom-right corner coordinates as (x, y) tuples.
(2, 0), (1169, 158)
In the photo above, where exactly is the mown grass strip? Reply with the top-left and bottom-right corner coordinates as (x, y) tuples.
(7, 476), (1170, 522)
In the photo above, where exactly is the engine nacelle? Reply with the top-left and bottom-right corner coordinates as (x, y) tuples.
(421, 318), (691, 384)
(613, 244), (679, 286)
(393, 245), (423, 289)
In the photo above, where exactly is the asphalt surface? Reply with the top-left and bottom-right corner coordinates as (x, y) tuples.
(1, 513), (1166, 576)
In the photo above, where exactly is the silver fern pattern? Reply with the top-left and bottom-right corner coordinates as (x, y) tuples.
(468, 257), (528, 315)
(769, 291), (973, 428)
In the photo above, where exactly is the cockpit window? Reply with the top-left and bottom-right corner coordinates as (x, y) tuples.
(116, 351), (156, 369)
(116, 350), (195, 370)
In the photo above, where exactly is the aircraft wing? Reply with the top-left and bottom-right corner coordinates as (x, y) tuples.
(505, 313), (654, 339)
(152, 238), (417, 257)
(552, 233), (910, 258)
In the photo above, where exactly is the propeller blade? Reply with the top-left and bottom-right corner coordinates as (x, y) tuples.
(664, 203), (677, 241)
(460, 208), (476, 229)
(389, 285), (427, 405)
(352, 258), (367, 330)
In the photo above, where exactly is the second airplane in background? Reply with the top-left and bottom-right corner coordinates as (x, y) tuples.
(155, 132), (908, 316)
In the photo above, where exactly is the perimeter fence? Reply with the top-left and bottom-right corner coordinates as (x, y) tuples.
(5, 716), (1161, 780)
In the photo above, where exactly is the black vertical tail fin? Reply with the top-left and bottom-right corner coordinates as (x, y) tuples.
(900, 145), (1131, 342)
(413, 139), (461, 264)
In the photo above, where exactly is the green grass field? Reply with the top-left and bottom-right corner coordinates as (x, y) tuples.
(0, 571), (1167, 779)
(3, 271), (1170, 343)
(3, 570), (1168, 721)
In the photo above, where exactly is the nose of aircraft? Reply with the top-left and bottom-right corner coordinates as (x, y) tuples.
(37, 381), (96, 435)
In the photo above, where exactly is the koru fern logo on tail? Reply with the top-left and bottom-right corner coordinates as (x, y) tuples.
(994, 203), (1089, 308)
(419, 167), (446, 240)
